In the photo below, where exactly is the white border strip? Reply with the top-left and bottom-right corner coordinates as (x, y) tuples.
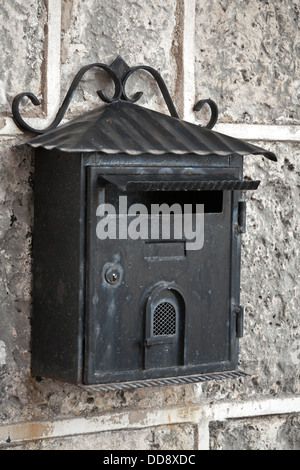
(182, 0), (196, 122)
(1, 395), (299, 448)
(215, 123), (300, 143)
(44, 0), (62, 121)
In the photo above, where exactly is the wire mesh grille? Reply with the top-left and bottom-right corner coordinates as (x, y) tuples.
(153, 302), (177, 336)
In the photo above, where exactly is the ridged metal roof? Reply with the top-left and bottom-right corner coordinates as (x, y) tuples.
(28, 100), (277, 161)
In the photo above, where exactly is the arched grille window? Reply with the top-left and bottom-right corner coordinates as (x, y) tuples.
(152, 302), (177, 336)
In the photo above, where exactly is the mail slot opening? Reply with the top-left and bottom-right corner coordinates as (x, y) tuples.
(105, 186), (223, 213)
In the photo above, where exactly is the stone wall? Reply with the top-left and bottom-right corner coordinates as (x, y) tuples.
(0, 0), (299, 450)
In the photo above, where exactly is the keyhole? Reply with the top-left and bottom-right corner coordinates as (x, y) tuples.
(104, 266), (121, 285)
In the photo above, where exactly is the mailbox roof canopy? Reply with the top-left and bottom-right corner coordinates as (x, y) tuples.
(28, 100), (276, 161)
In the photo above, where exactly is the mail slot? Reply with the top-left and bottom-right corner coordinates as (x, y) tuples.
(12, 57), (277, 390)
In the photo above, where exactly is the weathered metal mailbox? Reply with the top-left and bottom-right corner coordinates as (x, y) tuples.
(13, 57), (276, 390)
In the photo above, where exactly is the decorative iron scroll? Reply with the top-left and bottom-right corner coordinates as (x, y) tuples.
(194, 98), (219, 130)
(122, 65), (180, 119)
(12, 55), (219, 134)
(12, 63), (122, 135)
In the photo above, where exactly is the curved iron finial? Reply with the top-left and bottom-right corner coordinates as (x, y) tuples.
(122, 65), (179, 119)
(193, 98), (219, 130)
(12, 55), (219, 135)
(12, 63), (122, 134)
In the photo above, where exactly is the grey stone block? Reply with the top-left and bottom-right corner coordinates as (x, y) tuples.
(195, 0), (300, 124)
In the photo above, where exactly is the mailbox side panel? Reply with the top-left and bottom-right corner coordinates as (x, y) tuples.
(31, 150), (85, 383)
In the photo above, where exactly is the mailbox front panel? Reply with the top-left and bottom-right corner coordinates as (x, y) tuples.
(84, 166), (241, 385)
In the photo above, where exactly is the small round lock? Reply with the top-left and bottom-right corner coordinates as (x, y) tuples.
(105, 266), (121, 285)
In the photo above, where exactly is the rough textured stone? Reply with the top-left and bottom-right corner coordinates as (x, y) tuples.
(4, 424), (196, 450)
(195, 0), (300, 124)
(210, 413), (300, 450)
(0, 138), (33, 424)
(0, 1), (46, 118)
(60, 0), (179, 117)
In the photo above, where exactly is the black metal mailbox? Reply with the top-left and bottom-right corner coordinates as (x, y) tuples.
(12, 57), (276, 390)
